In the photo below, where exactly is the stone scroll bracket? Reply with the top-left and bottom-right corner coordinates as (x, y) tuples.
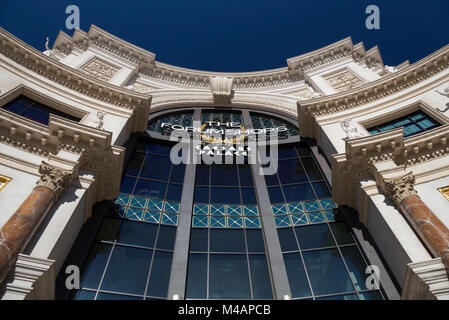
(210, 76), (234, 104)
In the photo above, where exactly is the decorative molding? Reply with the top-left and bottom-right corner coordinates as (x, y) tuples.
(36, 161), (73, 199)
(323, 68), (364, 92)
(79, 57), (120, 82)
(210, 76), (233, 103)
(1, 254), (55, 300)
(340, 118), (364, 140)
(383, 172), (417, 207)
(0, 175), (12, 192)
(402, 258), (449, 300)
(438, 186), (449, 201)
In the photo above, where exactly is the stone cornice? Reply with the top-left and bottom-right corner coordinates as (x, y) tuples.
(0, 27), (151, 133)
(0, 111), (125, 202)
(298, 44), (449, 138)
(332, 125), (449, 208)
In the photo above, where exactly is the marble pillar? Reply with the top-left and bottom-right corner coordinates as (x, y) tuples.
(384, 172), (449, 270)
(0, 162), (73, 283)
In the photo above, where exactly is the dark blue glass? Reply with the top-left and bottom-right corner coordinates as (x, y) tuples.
(96, 292), (142, 300)
(170, 163), (186, 183)
(165, 183), (183, 202)
(124, 152), (145, 176)
(312, 182), (331, 198)
(296, 144), (311, 157)
(140, 155), (171, 181)
(194, 186), (209, 203)
(316, 293), (358, 300)
(282, 183), (315, 202)
(359, 290), (383, 300)
(119, 176), (136, 194)
(301, 157), (323, 181)
(340, 246), (369, 291)
(211, 165), (238, 186)
(278, 159), (308, 184)
(277, 227), (299, 252)
(209, 254), (251, 299)
(210, 187), (240, 204)
(238, 165), (253, 186)
(210, 229), (245, 252)
(3, 100), (28, 114)
(329, 222), (355, 245)
(73, 289), (96, 300)
(195, 165), (210, 185)
(283, 253), (312, 298)
(146, 251), (173, 298)
(302, 248), (354, 295)
(295, 224), (336, 249)
(246, 229), (266, 253)
(95, 218), (121, 242)
(134, 179), (166, 199)
(264, 172), (279, 186)
(186, 253), (207, 299)
(156, 225), (177, 250)
(147, 142), (172, 156)
(267, 186), (284, 204)
(277, 146), (298, 159)
(118, 220), (158, 248)
(241, 187), (257, 204)
(190, 228), (208, 252)
(21, 107), (48, 125)
(80, 243), (112, 289)
(100, 245), (152, 295)
(249, 254), (273, 299)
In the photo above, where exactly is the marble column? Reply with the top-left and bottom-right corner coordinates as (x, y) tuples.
(383, 172), (449, 270)
(0, 161), (73, 283)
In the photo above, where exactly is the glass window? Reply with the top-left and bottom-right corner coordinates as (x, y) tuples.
(367, 110), (441, 138)
(2, 95), (81, 125)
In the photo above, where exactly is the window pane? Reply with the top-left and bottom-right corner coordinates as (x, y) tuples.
(73, 289), (96, 300)
(329, 222), (355, 245)
(186, 253), (207, 299)
(282, 183), (315, 202)
(267, 186), (284, 204)
(194, 186), (209, 203)
(210, 187), (240, 204)
(302, 248), (354, 296)
(134, 179), (166, 199)
(277, 159), (308, 184)
(96, 218), (121, 242)
(301, 158), (323, 181)
(190, 228), (208, 252)
(96, 292), (142, 300)
(118, 220), (158, 248)
(283, 253), (311, 298)
(249, 254), (273, 299)
(165, 183), (183, 202)
(80, 243), (112, 289)
(156, 225), (177, 250)
(241, 187), (257, 205)
(316, 293), (358, 300)
(246, 229), (266, 253)
(140, 155), (171, 181)
(124, 153), (145, 176)
(119, 176), (136, 194)
(238, 165), (254, 186)
(209, 254), (251, 299)
(195, 165), (209, 185)
(170, 163), (186, 183)
(295, 224), (336, 250)
(146, 251), (173, 298)
(340, 246), (369, 291)
(100, 245), (152, 295)
(211, 165), (239, 186)
(210, 229), (245, 252)
(312, 182), (331, 199)
(277, 228), (299, 252)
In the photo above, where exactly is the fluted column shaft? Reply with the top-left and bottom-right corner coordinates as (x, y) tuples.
(0, 162), (73, 283)
(384, 172), (449, 270)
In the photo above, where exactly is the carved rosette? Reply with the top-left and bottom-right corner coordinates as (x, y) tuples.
(383, 172), (418, 207)
(36, 162), (73, 199)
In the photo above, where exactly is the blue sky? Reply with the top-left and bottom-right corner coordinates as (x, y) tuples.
(0, 0), (448, 72)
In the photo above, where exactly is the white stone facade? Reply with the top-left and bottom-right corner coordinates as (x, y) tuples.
(0, 24), (448, 300)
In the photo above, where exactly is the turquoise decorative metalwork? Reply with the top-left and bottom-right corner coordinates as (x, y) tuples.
(272, 204), (288, 215)
(143, 210), (161, 224)
(192, 215), (209, 227)
(210, 216), (227, 228)
(193, 204), (209, 215)
(274, 215), (291, 227)
(320, 199), (338, 210)
(126, 207), (144, 221)
(308, 211), (326, 224)
(324, 210), (335, 222)
(243, 206), (259, 216)
(227, 217), (244, 228)
(288, 202), (305, 214)
(114, 194), (130, 206)
(244, 217), (261, 228)
(161, 212), (178, 226)
(147, 199), (164, 211)
(227, 205), (242, 216)
(291, 213), (309, 226)
(303, 200), (321, 212)
(210, 205), (226, 216)
(164, 201), (180, 213)
(130, 196), (147, 209)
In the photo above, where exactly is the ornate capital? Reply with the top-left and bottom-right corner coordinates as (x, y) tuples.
(36, 161), (73, 198)
(383, 172), (417, 207)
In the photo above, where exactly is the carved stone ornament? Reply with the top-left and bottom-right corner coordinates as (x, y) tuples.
(323, 68), (364, 92)
(80, 58), (120, 82)
(210, 76), (234, 104)
(36, 161), (73, 198)
(383, 172), (418, 207)
(340, 119), (363, 140)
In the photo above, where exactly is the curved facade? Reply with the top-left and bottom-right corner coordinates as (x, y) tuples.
(0, 25), (448, 300)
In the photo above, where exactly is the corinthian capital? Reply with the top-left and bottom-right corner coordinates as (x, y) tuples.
(36, 161), (73, 198)
(383, 172), (417, 207)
